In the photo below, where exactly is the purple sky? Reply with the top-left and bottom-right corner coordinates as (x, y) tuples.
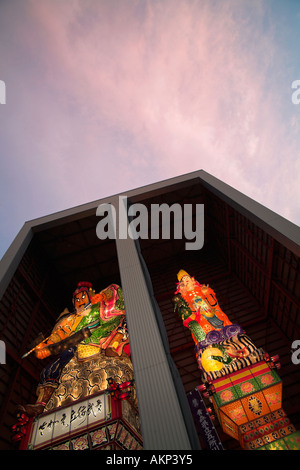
(0, 0), (300, 259)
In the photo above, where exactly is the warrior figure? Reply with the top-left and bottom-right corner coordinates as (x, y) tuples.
(18, 281), (130, 417)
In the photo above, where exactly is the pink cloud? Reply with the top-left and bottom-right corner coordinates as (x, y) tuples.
(1, 0), (299, 226)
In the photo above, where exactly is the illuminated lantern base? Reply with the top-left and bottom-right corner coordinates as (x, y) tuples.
(19, 390), (143, 450)
(15, 349), (141, 450)
(193, 325), (300, 449)
(198, 357), (300, 449)
(240, 409), (300, 450)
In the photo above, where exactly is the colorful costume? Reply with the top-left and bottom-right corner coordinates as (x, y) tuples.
(46, 283), (129, 362)
(19, 282), (130, 416)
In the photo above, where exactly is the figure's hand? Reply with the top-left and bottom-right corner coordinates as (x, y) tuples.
(91, 293), (104, 304)
(35, 342), (52, 359)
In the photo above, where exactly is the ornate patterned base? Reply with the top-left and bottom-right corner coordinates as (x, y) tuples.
(52, 418), (143, 451)
(44, 351), (136, 412)
(200, 359), (300, 449)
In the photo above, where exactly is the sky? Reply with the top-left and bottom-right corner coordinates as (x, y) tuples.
(0, 0), (299, 260)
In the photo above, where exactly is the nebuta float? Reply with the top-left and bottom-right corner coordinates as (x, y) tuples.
(17, 282), (133, 417)
(173, 270), (300, 450)
(13, 281), (143, 450)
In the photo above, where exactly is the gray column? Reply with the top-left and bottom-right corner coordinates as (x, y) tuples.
(113, 196), (199, 450)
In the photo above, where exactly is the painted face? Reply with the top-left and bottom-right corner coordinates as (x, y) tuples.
(180, 275), (194, 291)
(74, 291), (90, 312)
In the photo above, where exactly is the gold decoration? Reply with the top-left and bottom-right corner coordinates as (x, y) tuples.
(44, 351), (136, 411)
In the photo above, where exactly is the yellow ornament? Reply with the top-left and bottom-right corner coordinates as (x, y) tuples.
(200, 346), (224, 372)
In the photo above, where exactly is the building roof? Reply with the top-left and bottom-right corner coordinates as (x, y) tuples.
(1, 169), (299, 301)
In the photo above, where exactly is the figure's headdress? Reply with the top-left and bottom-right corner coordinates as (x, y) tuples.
(177, 270), (190, 282)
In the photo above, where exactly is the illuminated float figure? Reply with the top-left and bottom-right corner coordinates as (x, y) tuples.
(174, 270), (300, 450)
(14, 282), (142, 450)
